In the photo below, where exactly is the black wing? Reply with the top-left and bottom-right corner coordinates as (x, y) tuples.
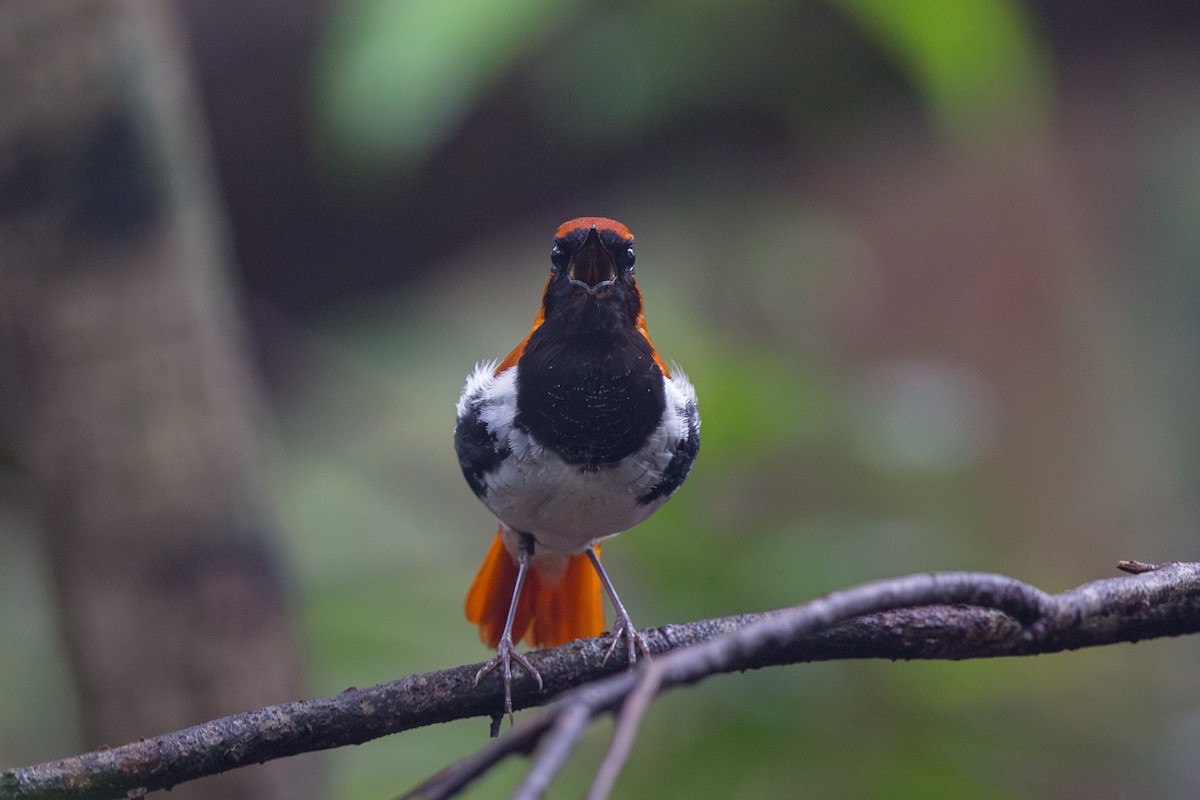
(454, 403), (508, 499)
(638, 399), (699, 506)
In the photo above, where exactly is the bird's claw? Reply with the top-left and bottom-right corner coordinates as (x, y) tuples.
(601, 612), (652, 667)
(475, 636), (543, 719)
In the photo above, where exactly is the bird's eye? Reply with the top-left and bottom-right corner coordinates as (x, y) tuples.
(550, 244), (569, 270)
(620, 247), (636, 271)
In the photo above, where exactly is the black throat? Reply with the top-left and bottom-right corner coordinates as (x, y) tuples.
(515, 301), (665, 468)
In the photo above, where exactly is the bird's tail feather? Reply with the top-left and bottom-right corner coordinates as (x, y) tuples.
(465, 529), (605, 648)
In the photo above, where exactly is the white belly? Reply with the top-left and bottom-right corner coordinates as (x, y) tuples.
(479, 437), (669, 554)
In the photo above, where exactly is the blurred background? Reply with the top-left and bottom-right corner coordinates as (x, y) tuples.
(2, 0), (1199, 798)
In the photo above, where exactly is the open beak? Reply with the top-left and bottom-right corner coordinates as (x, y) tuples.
(568, 226), (617, 293)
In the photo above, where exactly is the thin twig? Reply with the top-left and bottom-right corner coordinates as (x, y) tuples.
(586, 667), (662, 800)
(589, 571), (1048, 794)
(418, 561), (1200, 800)
(395, 713), (555, 800)
(512, 702), (593, 800)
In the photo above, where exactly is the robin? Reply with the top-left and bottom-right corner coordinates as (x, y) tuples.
(454, 217), (699, 716)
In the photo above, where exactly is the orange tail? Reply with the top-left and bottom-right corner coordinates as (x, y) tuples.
(465, 528), (605, 648)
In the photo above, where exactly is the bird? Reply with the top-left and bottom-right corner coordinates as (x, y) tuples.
(453, 217), (700, 717)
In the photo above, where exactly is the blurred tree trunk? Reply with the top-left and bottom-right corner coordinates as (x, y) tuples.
(0, 2), (321, 798)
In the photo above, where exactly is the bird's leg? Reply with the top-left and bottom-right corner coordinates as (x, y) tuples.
(586, 545), (652, 666)
(473, 534), (543, 719)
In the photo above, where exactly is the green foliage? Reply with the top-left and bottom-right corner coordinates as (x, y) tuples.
(316, 0), (1051, 178)
(834, 0), (1051, 140)
(315, 0), (584, 170)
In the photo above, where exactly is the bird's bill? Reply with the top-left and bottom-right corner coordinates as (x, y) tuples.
(568, 227), (617, 293)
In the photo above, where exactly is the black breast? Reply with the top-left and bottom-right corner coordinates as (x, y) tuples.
(516, 322), (665, 467)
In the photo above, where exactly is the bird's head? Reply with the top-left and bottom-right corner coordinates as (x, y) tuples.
(542, 217), (641, 327)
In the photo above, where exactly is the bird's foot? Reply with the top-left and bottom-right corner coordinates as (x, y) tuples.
(475, 636), (543, 719)
(602, 610), (652, 668)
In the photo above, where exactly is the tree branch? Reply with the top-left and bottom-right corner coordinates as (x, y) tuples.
(5, 562), (1199, 800)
